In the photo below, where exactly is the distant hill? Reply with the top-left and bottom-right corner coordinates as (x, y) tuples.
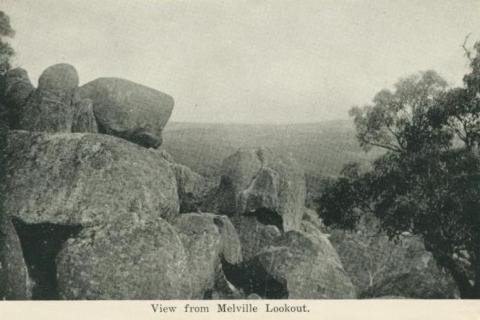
(162, 120), (382, 180)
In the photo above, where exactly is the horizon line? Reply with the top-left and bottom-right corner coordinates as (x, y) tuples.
(166, 119), (352, 126)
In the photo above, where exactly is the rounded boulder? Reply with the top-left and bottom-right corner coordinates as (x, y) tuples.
(212, 147), (306, 231)
(38, 63), (79, 91)
(6, 130), (179, 225)
(57, 216), (192, 299)
(79, 78), (174, 148)
(174, 213), (242, 298)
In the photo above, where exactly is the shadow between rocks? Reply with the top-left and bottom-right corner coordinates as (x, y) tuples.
(220, 255), (288, 299)
(12, 218), (82, 300)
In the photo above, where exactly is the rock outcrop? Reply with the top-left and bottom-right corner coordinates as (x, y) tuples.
(57, 216), (191, 299)
(247, 231), (356, 299)
(171, 163), (208, 213)
(71, 98), (98, 133)
(6, 130), (179, 225)
(3, 68), (34, 129)
(302, 208), (327, 233)
(174, 213), (242, 298)
(38, 63), (79, 91)
(157, 150), (209, 213)
(78, 78), (174, 148)
(330, 225), (459, 299)
(3, 64), (97, 134)
(0, 219), (32, 299)
(209, 148), (306, 231)
(1, 62), (360, 301)
(213, 214), (243, 265)
(231, 215), (281, 261)
(19, 64), (79, 132)
(360, 271), (458, 299)
(5, 130), (184, 299)
(203, 148), (356, 299)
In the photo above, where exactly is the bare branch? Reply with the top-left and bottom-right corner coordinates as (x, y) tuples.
(386, 126), (406, 151)
(361, 138), (403, 153)
(462, 33), (473, 62)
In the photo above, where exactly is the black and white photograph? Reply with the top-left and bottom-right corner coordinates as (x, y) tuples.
(0, 1), (480, 317)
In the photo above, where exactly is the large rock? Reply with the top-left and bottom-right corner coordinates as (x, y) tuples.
(0, 219), (32, 299)
(19, 90), (75, 132)
(171, 163), (208, 213)
(38, 63), (79, 91)
(231, 215), (281, 261)
(360, 272), (458, 299)
(330, 226), (459, 299)
(71, 98), (98, 133)
(3, 68), (34, 129)
(6, 130), (179, 225)
(213, 215), (243, 265)
(19, 64), (79, 132)
(78, 78), (174, 148)
(57, 216), (192, 299)
(157, 150), (210, 213)
(210, 148), (306, 231)
(247, 230), (356, 299)
(302, 208), (327, 233)
(174, 213), (242, 298)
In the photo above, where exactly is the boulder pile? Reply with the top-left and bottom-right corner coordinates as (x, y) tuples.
(0, 63), (356, 299)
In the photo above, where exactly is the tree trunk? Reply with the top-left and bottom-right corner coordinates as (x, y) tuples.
(425, 240), (474, 298)
(472, 239), (480, 298)
(457, 149), (480, 298)
(468, 168), (480, 298)
(445, 258), (473, 298)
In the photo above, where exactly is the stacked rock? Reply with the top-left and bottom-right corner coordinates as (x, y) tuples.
(2, 64), (198, 299)
(1, 63), (356, 300)
(79, 77), (173, 148)
(204, 147), (356, 298)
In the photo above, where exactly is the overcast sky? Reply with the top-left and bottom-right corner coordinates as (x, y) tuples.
(2, 0), (480, 123)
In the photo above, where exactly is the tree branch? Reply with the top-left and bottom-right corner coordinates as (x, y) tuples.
(363, 140), (402, 153)
(386, 126), (406, 151)
(462, 33), (473, 62)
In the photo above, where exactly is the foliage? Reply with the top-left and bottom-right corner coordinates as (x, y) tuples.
(0, 11), (14, 76)
(349, 70), (449, 153)
(0, 10), (13, 299)
(317, 42), (480, 298)
(0, 98), (7, 299)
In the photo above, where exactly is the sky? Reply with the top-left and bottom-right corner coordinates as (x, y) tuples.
(2, 0), (480, 123)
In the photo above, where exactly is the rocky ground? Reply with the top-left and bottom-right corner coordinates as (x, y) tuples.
(0, 64), (458, 299)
